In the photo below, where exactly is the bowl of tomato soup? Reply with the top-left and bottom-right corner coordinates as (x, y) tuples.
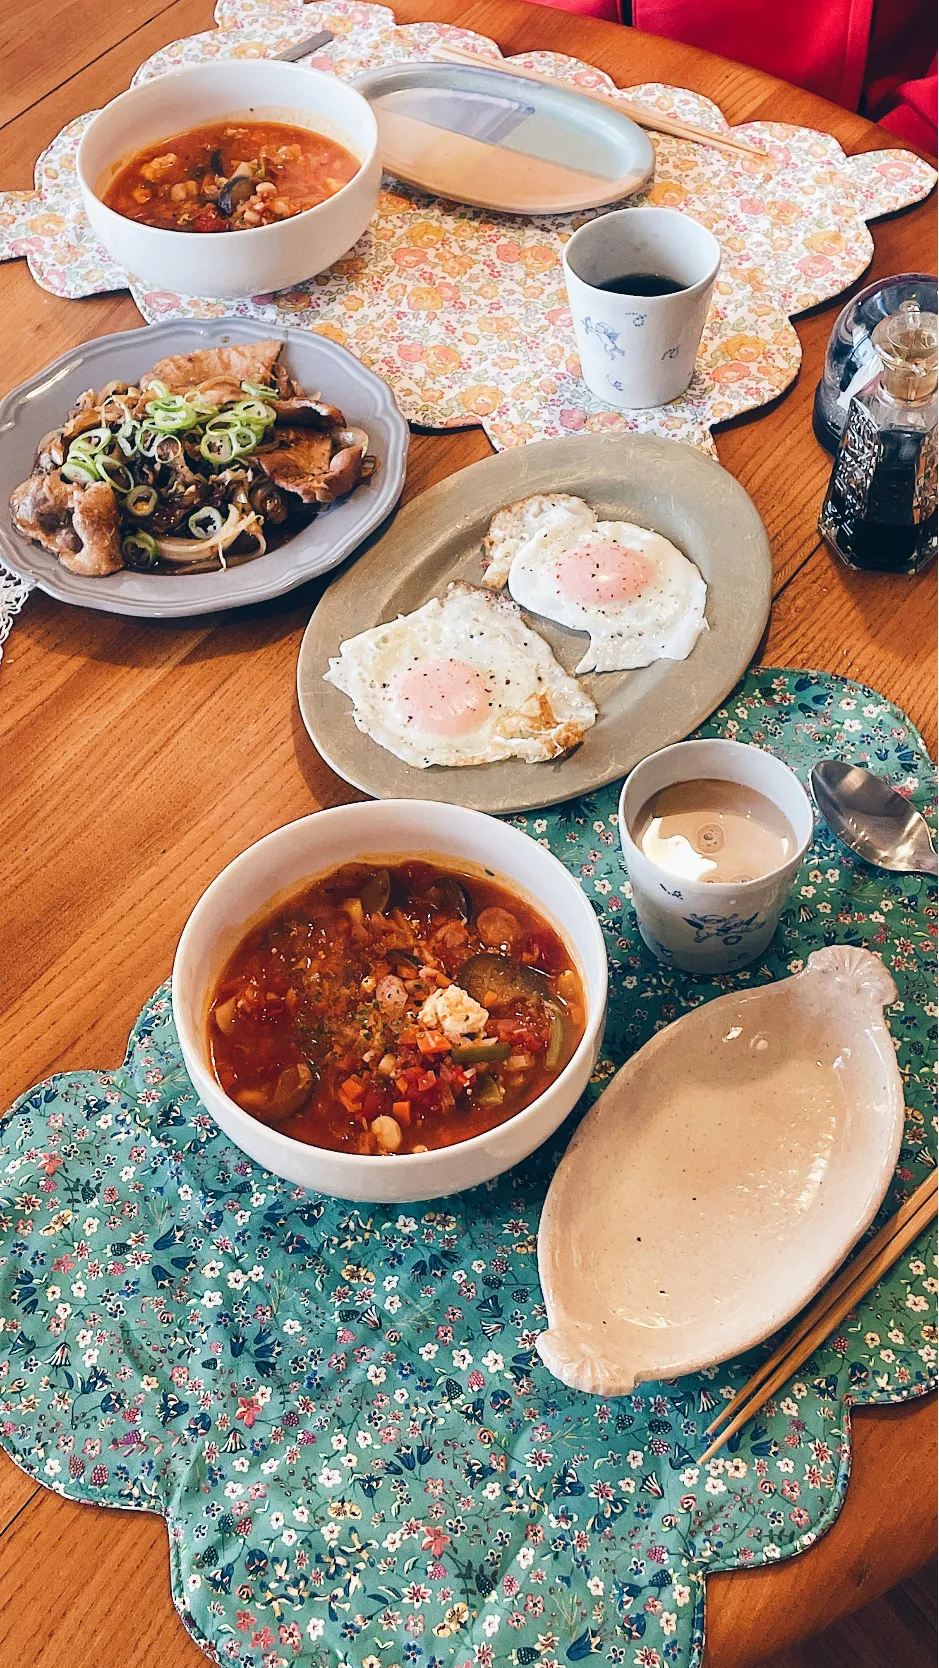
(77, 61), (380, 298)
(173, 802), (608, 1201)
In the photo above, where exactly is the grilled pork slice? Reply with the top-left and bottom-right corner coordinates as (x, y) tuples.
(10, 470), (81, 561)
(258, 428), (337, 503)
(145, 339), (284, 396)
(10, 471), (123, 575)
(65, 481), (123, 575)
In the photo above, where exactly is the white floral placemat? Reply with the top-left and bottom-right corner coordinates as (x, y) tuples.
(0, 0), (934, 648)
(1, 0), (935, 459)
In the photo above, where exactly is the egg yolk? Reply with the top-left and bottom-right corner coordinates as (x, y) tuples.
(552, 540), (657, 605)
(390, 658), (490, 737)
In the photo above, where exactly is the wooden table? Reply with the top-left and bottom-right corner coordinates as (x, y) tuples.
(0, 1), (935, 1662)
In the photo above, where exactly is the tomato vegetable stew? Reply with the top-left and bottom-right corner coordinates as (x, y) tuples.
(103, 120), (360, 233)
(209, 861), (586, 1155)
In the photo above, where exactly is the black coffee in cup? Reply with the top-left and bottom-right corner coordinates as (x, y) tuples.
(595, 274), (686, 296)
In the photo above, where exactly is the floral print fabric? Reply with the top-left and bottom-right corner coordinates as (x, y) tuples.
(0, 668), (935, 1668)
(0, 0), (935, 457)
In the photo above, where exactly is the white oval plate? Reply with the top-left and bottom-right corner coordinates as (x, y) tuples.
(536, 947), (905, 1394)
(0, 319), (409, 618)
(355, 61), (655, 215)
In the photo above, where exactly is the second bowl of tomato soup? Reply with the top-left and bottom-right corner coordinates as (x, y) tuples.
(77, 61), (380, 298)
(173, 802), (608, 1201)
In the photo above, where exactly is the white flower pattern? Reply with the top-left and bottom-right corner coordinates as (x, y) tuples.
(0, 0), (934, 464)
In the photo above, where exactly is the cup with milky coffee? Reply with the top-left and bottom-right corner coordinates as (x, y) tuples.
(618, 739), (813, 974)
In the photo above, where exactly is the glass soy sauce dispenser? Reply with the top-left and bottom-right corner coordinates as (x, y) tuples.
(819, 299), (938, 574)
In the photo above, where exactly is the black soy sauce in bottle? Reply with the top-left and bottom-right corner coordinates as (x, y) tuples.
(818, 300), (938, 574)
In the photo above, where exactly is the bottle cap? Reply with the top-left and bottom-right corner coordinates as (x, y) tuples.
(872, 299), (938, 402)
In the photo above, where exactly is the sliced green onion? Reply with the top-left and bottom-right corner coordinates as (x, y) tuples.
(97, 455), (134, 493)
(137, 426), (165, 458)
(231, 398), (275, 428)
(122, 531), (159, 568)
(115, 419), (138, 457)
(199, 430), (237, 465)
(188, 505), (224, 540)
(241, 381), (277, 398)
(125, 484), (158, 518)
(188, 395), (221, 416)
(65, 447), (100, 475)
(68, 426), (112, 454)
(203, 412), (245, 433)
(148, 393), (193, 411)
(226, 424), (257, 455)
(61, 458), (98, 484)
(143, 378), (170, 399)
(149, 404), (198, 433)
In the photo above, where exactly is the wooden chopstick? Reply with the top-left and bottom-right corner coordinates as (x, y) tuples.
(431, 43), (769, 160)
(697, 1171), (938, 1464)
(704, 1168), (939, 1439)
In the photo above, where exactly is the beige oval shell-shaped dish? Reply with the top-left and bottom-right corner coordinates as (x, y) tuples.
(537, 946), (905, 1395)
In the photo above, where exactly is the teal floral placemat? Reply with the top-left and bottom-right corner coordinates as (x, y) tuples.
(0, 668), (935, 1668)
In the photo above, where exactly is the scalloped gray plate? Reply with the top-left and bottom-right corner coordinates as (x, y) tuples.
(298, 432), (773, 815)
(0, 318), (409, 618)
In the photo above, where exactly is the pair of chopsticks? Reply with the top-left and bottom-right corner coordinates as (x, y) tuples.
(276, 32), (767, 161)
(432, 42), (768, 160)
(699, 1168), (938, 1463)
(275, 30), (336, 61)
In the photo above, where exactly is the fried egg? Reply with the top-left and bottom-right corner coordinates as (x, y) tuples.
(324, 581), (597, 768)
(482, 493), (597, 590)
(485, 495), (708, 675)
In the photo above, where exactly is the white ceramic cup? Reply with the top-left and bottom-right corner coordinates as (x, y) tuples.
(617, 739), (814, 975)
(563, 206), (721, 409)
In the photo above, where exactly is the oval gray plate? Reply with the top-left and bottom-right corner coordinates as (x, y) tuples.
(354, 61), (654, 215)
(298, 433), (772, 815)
(0, 318), (409, 618)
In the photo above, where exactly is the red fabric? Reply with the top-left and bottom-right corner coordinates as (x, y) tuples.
(530, 0), (620, 19)
(870, 56), (938, 154)
(524, 0), (937, 154)
(632, 0), (873, 109)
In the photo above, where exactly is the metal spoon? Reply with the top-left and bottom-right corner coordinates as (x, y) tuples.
(811, 760), (938, 876)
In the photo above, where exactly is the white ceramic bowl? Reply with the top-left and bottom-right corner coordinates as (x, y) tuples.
(172, 802), (609, 1202)
(77, 61), (381, 299)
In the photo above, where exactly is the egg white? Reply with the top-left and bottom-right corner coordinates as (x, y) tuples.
(506, 520), (708, 675)
(324, 581), (597, 768)
(482, 493), (597, 589)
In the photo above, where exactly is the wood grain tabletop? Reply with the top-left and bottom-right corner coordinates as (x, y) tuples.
(0, 1), (935, 1664)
